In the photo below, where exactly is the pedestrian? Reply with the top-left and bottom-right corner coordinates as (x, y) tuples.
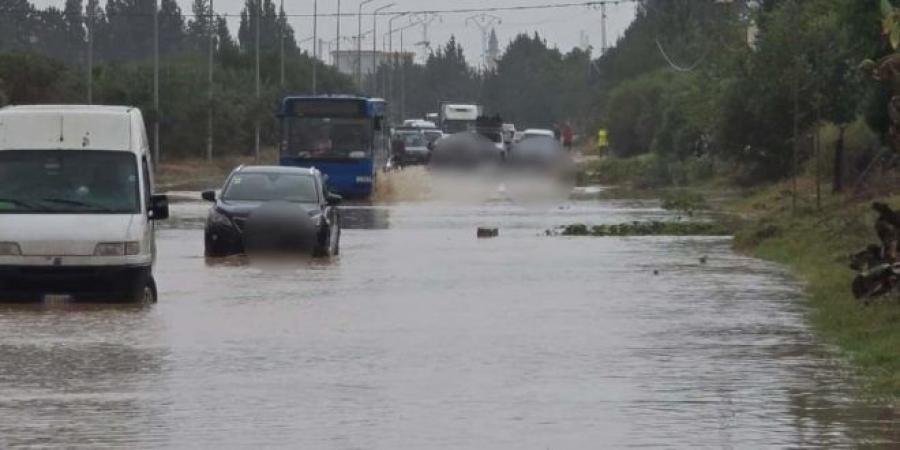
(562, 122), (574, 152)
(552, 123), (561, 141)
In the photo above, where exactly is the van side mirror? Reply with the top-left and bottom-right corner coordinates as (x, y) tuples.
(326, 193), (343, 206)
(201, 190), (216, 202)
(150, 194), (169, 220)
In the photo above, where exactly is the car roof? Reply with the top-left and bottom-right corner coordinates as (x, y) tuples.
(524, 128), (554, 134)
(234, 165), (318, 176)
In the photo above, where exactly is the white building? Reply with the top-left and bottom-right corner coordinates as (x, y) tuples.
(331, 50), (414, 77)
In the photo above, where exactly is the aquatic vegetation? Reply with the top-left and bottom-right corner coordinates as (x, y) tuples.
(553, 220), (731, 237)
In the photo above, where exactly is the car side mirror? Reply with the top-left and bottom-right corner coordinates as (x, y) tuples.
(150, 194), (169, 220)
(427, 141), (435, 151)
(201, 190), (216, 202)
(326, 193), (343, 205)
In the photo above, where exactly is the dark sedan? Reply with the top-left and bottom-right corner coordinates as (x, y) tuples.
(202, 166), (341, 258)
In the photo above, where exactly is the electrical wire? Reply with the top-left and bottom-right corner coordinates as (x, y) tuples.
(3, 0), (638, 18)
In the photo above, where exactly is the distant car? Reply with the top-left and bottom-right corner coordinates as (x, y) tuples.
(391, 129), (432, 165)
(402, 119), (438, 129)
(422, 128), (444, 145)
(429, 131), (504, 169)
(509, 135), (575, 181)
(521, 128), (556, 140)
(202, 166), (341, 258)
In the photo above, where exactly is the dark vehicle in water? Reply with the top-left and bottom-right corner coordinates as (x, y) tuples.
(429, 132), (505, 170)
(475, 115), (507, 158)
(508, 135), (576, 181)
(202, 166), (342, 258)
(390, 128), (432, 166)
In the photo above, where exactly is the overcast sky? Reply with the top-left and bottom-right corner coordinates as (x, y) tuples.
(32, 0), (637, 65)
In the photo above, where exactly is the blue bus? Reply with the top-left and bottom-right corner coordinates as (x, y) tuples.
(278, 96), (387, 199)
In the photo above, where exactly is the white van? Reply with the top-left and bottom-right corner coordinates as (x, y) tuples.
(0, 105), (168, 303)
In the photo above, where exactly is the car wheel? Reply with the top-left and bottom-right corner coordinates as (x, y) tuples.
(332, 226), (341, 256)
(136, 276), (158, 304)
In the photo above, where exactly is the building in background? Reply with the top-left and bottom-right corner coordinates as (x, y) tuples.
(331, 50), (415, 77)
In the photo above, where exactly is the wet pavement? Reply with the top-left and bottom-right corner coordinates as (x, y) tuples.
(0, 184), (896, 448)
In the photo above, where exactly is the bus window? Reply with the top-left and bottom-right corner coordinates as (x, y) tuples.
(286, 117), (372, 159)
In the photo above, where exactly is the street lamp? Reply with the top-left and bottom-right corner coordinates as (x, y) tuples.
(357, 0), (375, 86)
(335, 0), (341, 67)
(372, 3), (395, 94)
(386, 13), (408, 105)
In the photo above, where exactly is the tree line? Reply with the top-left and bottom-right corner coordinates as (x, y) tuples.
(0, 0), (353, 159)
(590, 0), (890, 190)
(2, 0), (894, 192)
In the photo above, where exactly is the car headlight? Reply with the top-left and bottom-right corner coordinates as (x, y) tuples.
(0, 242), (21, 256)
(94, 241), (140, 256)
(208, 209), (235, 228)
(356, 175), (373, 184)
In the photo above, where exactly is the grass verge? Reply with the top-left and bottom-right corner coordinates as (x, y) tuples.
(728, 182), (900, 401)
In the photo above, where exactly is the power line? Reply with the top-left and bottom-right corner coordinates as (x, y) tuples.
(3, 0), (637, 18)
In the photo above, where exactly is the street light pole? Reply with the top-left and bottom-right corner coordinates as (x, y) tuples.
(313, 0), (318, 94)
(387, 13), (407, 111)
(207, 0), (215, 162)
(357, 0), (375, 87)
(279, 0), (285, 89)
(372, 3), (394, 95)
(254, 0), (260, 162)
(153, 0), (160, 165)
(87, 2), (93, 104)
(400, 27), (405, 120)
(335, 0), (340, 67)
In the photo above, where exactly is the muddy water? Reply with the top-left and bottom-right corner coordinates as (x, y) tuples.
(0, 184), (896, 448)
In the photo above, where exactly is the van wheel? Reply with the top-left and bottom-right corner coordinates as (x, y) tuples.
(138, 277), (158, 304)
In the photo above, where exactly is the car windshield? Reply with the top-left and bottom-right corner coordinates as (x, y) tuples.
(0, 150), (140, 214)
(222, 172), (318, 203)
(399, 132), (428, 147)
(287, 117), (372, 159)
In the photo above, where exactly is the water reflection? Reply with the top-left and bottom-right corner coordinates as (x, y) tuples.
(0, 191), (895, 447)
(0, 305), (168, 448)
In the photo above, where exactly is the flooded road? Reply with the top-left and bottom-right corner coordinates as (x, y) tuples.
(0, 186), (895, 448)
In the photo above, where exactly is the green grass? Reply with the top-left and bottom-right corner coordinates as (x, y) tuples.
(731, 185), (900, 401)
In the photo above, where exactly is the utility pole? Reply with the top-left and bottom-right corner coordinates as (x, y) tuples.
(357, 0), (375, 87)
(400, 27), (405, 119)
(372, 3), (395, 95)
(254, 0), (260, 162)
(86, 2), (93, 104)
(387, 14), (406, 114)
(465, 14), (501, 71)
(153, 0), (160, 165)
(335, 0), (341, 67)
(279, 0), (285, 89)
(313, 0), (318, 94)
(409, 13), (438, 63)
(207, 0), (215, 162)
(600, 3), (608, 54)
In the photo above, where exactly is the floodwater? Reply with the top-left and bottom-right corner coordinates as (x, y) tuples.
(0, 177), (896, 448)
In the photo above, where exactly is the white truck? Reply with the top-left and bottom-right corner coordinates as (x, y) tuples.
(0, 105), (169, 303)
(439, 102), (483, 134)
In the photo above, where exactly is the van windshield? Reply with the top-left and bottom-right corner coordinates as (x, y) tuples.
(0, 150), (140, 214)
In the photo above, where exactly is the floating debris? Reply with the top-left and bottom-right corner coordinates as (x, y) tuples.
(477, 227), (499, 238)
(550, 221), (731, 237)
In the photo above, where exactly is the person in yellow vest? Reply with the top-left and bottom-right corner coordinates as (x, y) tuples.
(596, 128), (608, 154)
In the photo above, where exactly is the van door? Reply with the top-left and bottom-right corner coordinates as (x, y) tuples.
(141, 155), (156, 263)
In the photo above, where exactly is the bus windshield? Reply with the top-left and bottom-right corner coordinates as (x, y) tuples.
(0, 150), (140, 214)
(286, 117), (372, 159)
